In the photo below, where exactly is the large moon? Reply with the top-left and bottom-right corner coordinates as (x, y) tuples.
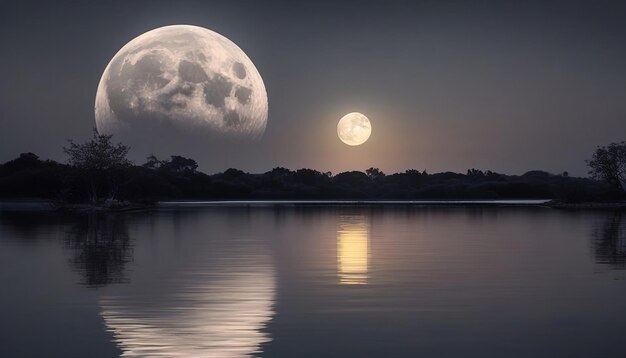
(95, 25), (267, 141)
(337, 112), (372, 146)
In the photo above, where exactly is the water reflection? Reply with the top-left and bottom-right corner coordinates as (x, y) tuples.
(593, 212), (626, 269)
(100, 274), (275, 357)
(7, 207), (626, 357)
(65, 214), (134, 287)
(337, 215), (370, 285)
(98, 211), (276, 357)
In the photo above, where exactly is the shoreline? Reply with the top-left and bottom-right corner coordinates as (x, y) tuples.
(1, 199), (625, 211)
(544, 201), (626, 210)
(158, 199), (551, 207)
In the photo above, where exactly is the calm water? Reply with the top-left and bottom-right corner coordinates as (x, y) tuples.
(1, 205), (625, 357)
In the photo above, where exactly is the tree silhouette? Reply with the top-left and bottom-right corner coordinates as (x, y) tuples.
(366, 167), (385, 180)
(65, 213), (134, 287)
(142, 154), (162, 170)
(593, 212), (626, 269)
(467, 168), (485, 177)
(63, 129), (131, 203)
(1, 142), (622, 202)
(587, 142), (626, 193)
(161, 155), (198, 173)
(143, 155), (199, 173)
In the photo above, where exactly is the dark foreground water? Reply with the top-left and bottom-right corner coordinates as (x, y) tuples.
(1, 205), (625, 357)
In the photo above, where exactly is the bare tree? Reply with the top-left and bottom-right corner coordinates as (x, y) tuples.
(587, 142), (626, 192)
(64, 129), (131, 203)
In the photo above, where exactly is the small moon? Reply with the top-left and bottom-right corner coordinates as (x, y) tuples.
(337, 112), (372, 146)
(95, 25), (268, 141)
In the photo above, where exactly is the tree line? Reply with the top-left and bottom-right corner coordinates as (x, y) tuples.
(0, 130), (624, 204)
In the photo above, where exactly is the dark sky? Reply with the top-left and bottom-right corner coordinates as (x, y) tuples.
(1, 0), (625, 176)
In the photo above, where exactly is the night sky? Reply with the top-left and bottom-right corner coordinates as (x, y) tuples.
(1, 0), (625, 176)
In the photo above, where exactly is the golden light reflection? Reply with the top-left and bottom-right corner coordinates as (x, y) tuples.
(337, 215), (370, 285)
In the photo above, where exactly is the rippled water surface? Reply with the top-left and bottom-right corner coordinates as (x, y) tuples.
(1, 205), (626, 357)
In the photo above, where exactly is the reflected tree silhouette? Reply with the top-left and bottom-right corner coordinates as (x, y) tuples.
(593, 212), (626, 269)
(65, 214), (134, 287)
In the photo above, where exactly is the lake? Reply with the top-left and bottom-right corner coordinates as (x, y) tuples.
(1, 204), (625, 357)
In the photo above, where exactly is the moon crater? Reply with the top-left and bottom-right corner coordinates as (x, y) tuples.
(95, 25), (268, 140)
(337, 112), (372, 146)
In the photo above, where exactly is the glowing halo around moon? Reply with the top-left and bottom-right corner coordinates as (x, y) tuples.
(337, 112), (372, 146)
(95, 25), (268, 142)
